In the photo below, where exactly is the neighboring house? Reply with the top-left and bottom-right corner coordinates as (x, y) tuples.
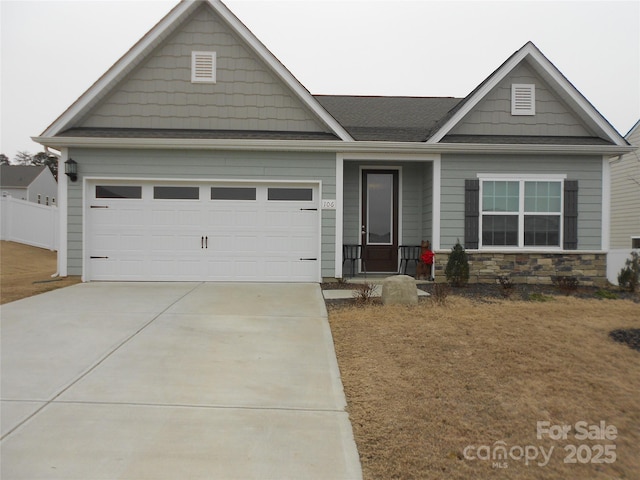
(0, 165), (57, 205)
(608, 120), (640, 284)
(33, 0), (634, 284)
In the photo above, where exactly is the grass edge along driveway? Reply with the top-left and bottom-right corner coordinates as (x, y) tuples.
(328, 296), (640, 480)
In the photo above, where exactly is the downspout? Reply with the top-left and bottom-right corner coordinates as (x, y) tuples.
(46, 147), (61, 277)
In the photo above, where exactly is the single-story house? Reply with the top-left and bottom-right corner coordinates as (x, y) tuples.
(33, 0), (635, 284)
(608, 119), (640, 284)
(0, 165), (57, 205)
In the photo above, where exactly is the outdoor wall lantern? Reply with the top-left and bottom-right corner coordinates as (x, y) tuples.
(64, 158), (78, 182)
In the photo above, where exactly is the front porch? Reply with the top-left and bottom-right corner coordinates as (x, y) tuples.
(338, 157), (438, 278)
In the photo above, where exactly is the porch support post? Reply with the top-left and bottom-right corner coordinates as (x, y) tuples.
(432, 155), (441, 250)
(335, 154), (344, 278)
(57, 148), (69, 277)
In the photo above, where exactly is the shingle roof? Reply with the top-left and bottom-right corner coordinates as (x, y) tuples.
(0, 165), (47, 188)
(314, 95), (462, 142)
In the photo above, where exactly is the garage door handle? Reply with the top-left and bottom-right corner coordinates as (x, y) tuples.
(90, 205), (109, 209)
(201, 236), (204, 249)
(90, 256), (109, 259)
(300, 208), (317, 211)
(205, 236), (208, 249)
(300, 258), (317, 261)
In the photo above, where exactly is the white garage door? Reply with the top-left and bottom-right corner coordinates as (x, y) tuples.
(87, 182), (320, 282)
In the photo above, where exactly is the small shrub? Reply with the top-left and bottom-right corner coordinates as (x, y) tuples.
(595, 289), (618, 300)
(445, 241), (470, 287)
(528, 293), (555, 302)
(618, 251), (640, 292)
(496, 275), (514, 298)
(353, 282), (376, 304)
(552, 275), (579, 295)
(431, 283), (450, 306)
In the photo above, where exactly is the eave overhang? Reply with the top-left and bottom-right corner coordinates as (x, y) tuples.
(32, 135), (635, 157)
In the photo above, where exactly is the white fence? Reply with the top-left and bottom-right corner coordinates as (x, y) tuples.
(0, 196), (59, 250)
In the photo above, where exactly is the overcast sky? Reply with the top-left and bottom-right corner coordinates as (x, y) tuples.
(1, 0), (639, 158)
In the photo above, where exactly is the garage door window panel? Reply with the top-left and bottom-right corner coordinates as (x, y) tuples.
(96, 185), (142, 199)
(211, 187), (256, 201)
(267, 188), (313, 201)
(154, 186), (199, 200)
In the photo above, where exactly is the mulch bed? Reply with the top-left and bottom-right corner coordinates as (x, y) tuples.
(609, 328), (640, 352)
(322, 280), (639, 303)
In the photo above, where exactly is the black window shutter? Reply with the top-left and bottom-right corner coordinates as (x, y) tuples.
(465, 179), (480, 249)
(563, 180), (578, 250)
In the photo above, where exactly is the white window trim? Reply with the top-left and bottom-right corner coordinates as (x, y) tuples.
(511, 83), (535, 116)
(191, 51), (216, 83)
(477, 175), (565, 250)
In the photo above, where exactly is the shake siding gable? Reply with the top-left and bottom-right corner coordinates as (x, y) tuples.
(449, 62), (593, 138)
(440, 154), (603, 250)
(78, 5), (328, 133)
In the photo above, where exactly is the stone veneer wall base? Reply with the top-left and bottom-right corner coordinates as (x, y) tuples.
(433, 252), (607, 287)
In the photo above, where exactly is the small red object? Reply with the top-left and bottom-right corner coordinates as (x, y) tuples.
(421, 250), (434, 265)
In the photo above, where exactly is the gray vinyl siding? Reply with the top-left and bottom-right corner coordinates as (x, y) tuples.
(343, 162), (360, 244)
(79, 4), (327, 133)
(440, 154), (603, 250)
(450, 62), (593, 137)
(401, 163), (424, 245)
(422, 162), (433, 244)
(67, 148), (336, 277)
(610, 124), (640, 248)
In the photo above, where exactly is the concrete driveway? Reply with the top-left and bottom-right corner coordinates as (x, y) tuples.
(1, 282), (361, 479)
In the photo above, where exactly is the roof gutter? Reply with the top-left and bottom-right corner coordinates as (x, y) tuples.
(32, 135), (636, 157)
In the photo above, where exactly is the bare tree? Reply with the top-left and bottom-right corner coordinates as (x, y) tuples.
(13, 151), (33, 165)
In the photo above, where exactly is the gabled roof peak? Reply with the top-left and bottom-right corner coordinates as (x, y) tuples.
(39, 0), (353, 142)
(426, 40), (628, 146)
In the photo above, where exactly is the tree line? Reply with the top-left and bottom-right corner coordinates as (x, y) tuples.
(0, 151), (59, 179)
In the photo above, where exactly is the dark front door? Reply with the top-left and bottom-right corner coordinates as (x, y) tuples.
(362, 170), (399, 272)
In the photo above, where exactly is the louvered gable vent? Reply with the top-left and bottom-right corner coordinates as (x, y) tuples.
(191, 51), (216, 83)
(511, 83), (535, 115)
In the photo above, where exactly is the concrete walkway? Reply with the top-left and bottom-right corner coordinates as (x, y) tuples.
(1, 283), (361, 479)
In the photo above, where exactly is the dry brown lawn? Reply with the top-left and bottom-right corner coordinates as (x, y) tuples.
(0, 241), (80, 304)
(329, 296), (640, 480)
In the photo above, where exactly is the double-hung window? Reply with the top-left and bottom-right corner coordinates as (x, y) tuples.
(480, 177), (563, 248)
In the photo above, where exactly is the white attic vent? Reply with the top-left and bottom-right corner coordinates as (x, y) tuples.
(511, 84), (535, 115)
(191, 51), (216, 83)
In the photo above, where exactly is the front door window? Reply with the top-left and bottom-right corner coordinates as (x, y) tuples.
(367, 173), (393, 245)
